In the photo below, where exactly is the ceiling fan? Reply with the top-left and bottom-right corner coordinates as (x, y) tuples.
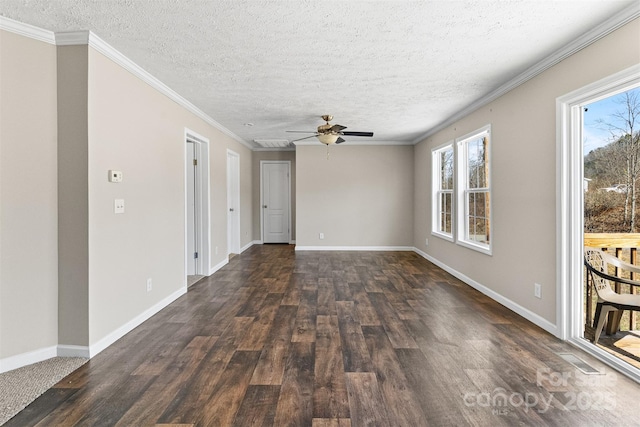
(287, 115), (374, 145)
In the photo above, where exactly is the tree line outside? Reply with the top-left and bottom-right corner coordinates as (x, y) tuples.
(584, 88), (640, 233)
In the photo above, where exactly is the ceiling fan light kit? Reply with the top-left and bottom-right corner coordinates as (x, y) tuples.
(317, 133), (340, 145)
(287, 115), (374, 146)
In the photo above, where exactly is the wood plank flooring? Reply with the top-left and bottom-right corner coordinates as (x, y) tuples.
(7, 245), (640, 426)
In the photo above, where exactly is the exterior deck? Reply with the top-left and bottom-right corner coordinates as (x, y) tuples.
(584, 233), (640, 370)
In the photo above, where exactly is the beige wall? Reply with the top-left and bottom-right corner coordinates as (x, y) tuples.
(0, 31), (59, 358)
(0, 25), (255, 362)
(57, 44), (90, 347)
(1, 14), (637, 365)
(413, 18), (640, 325)
(296, 145), (414, 247)
(87, 48), (185, 343)
(252, 150), (296, 242)
(86, 47), (253, 345)
(239, 146), (253, 250)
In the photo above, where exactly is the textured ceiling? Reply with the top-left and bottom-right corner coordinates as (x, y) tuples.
(1, 0), (636, 148)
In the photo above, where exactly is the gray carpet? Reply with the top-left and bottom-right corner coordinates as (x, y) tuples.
(0, 357), (87, 425)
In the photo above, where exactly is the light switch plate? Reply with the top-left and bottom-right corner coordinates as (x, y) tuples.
(114, 199), (125, 214)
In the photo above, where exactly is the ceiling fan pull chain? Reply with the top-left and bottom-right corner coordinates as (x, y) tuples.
(327, 144), (329, 160)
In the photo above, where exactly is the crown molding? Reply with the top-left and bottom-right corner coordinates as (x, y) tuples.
(253, 147), (296, 152)
(4, 3), (636, 152)
(0, 16), (55, 44)
(55, 30), (89, 45)
(85, 32), (253, 150)
(294, 139), (412, 146)
(0, 16), (252, 150)
(412, 2), (640, 144)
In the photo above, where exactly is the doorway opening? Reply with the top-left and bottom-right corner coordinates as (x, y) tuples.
(583, 86), (640, 368)
(558, 64), (640, 381)
(185, 129), (211, 286)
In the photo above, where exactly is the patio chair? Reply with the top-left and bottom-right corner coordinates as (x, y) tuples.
(583, 247), (640, 344)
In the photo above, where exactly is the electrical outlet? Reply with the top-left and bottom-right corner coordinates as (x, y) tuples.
(147, 278), (152, 292)
(319, 232), (324, 240)
(215, 246), (218, 255)
(425, 238), (429, 246)
(534, 283), (541, 299)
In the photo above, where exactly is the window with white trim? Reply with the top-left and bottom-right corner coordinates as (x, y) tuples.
(431, 143), (454, 241)
(456, 125), (492, 254)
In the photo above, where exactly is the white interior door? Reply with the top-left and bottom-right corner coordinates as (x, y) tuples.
(227, 150), (241, 255)
(262, 162), (290, 243)
(186, 142), (198, 275)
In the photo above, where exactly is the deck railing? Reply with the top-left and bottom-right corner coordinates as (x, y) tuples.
(584, 233), (640, 334)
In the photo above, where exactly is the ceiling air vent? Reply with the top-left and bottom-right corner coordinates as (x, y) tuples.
(253, 139), (292, 148)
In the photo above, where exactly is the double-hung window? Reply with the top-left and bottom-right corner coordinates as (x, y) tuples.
(431, 143), (454, 241)
(430, 125), (492, 254)
(456, 125), (491, 254)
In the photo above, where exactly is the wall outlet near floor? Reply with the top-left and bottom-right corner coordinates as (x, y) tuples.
(425, 238), (429, 246)
(215, 246), (218, 255)
(534, 283), (542, 299)
(147, 278), (153, 292)
(319, 232), (324, 240)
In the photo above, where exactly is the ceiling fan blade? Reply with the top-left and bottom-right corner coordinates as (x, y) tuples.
(290, 135), (318, 143)
(330, 124), (347, 132)
(286, 130), (317, 133)
(335, 137), (346, 144)
(341, 131), (374, 137)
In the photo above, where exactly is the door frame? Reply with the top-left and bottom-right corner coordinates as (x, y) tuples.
(186, 141), (198, 275)
(260, 160), (292, 244)
(556, 64), (640, 381)
(227, 149), (241, 255)
(184, 128), (211, 277)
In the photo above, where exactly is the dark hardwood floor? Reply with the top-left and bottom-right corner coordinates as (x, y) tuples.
(7, 245), (640, 426)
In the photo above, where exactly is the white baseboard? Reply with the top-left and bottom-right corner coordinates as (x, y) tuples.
(1, 247), (557, 374)
(210, 257), (229, 275)
(295, 245), (415, 251)
(413, 248), (558, 336)
(253, 240), (263, 245)
(241, 241), (254, 253)
(0, 345), (57, 373)
(1, 286), (186, 372)
(88, 286), (187, 358)
(57, 345), (90, 358)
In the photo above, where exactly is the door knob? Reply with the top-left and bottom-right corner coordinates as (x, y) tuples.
(229, 208), (234, 212)
(263, 205), (267, 208)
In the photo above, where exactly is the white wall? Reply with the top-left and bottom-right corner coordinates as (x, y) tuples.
(413, 18), (640, 326)
(0, 31), (59, 360)
(296, 145), (414, 248)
